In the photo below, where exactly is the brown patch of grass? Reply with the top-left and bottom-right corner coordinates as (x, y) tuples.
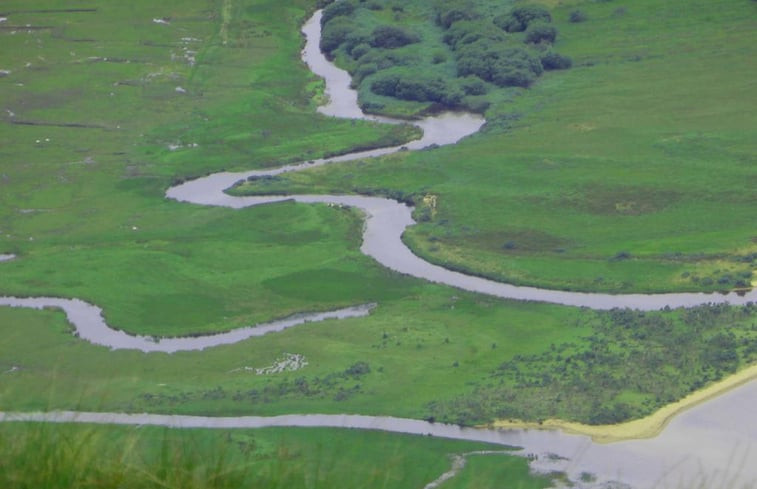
(445, 228), (574, 254)
(563, 184), (680, 216)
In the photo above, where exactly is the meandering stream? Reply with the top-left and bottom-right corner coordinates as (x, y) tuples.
(0, 9), (755, 489)
(168, 12), (757, 311)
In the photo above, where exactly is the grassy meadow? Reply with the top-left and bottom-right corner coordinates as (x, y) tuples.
(0, 0), (756, 486)
(236, 0), (757, 293)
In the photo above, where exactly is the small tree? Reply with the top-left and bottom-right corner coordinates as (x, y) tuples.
(541, 52), (572, 70)
(569, 10), (587, 23)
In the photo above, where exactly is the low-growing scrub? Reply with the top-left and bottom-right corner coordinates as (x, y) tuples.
(427, 303), (757, 426)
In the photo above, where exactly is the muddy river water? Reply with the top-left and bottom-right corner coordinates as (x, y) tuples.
(0, 9), (755, 489)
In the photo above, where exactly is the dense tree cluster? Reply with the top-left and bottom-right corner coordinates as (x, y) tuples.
(456, 43), (543, 87)
(319, 0), (573, 110)
(371, 70), (463, 105)
(434, 3), (570, 88)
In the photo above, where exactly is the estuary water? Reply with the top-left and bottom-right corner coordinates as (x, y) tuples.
(2, 382), (756, 489)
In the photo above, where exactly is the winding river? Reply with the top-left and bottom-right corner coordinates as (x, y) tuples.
(1, 9), (755, 489)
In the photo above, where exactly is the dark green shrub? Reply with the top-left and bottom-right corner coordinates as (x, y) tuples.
(353, 63), (378, 83)
(321, 0), (355, 26)
(461, 96), (491, 113)
(370, 25), (420, 48)
(459, 76), (488, 95)
(431, 52), (447, 64)
(360, 100), (385, 111)
(320, 17), (354, 54)
(370, 70), (463, 106)
(443, 20), (505, 49)
(541, 52), (572, 70)
(494, 5), (552, 33)
(438, 8), (476, 28)
(457, 42), (542, 86)
(345, 361), (371, 376)
(491, 67), (535, 88)
(350, 42), (371, 59)
(358, 50), (414, 70)
(343, 31), (371, 54)
(524, 22), (558, 44)
(569, 9), (587, 22)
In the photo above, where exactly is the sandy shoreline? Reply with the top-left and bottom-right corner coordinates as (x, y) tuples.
(490, 362), (757, 443)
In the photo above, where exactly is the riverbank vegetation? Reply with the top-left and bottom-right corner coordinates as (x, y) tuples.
(2, 295), (756, 427)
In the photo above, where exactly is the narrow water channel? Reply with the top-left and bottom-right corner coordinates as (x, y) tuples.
(167, 11), (757, 311)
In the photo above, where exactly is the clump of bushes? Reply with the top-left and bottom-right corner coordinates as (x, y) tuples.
(524, 22), (557, 44)
(320, 0), (574, 112)
(321, 0), (355, 26)
(493, 5), (552, 33)
(370, 69), (464, 106)
(436, 7), (477, 28)
(456, 42), (543, 87)
(442, 20), (506, 50)
(370, 25), (420, 48)
(569, 9), (587, 23)
(541, 52), (572, 70)
(320, 16), (355, 54)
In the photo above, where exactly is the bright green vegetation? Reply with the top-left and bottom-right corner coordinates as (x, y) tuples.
(1, 0), (756, 485)
(0, 423), (555, 489)
(2, 298), (756, 426)
(0, 0), (417, 336)
(236, 0), (757, 293)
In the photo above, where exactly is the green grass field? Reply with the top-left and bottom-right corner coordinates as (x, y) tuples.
(1, 0), (756, 486)
(236, 0), (757, 293)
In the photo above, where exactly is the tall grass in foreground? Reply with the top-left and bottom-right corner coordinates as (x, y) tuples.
(0, 424), (300, 489)
(0, 423), (547, 489)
